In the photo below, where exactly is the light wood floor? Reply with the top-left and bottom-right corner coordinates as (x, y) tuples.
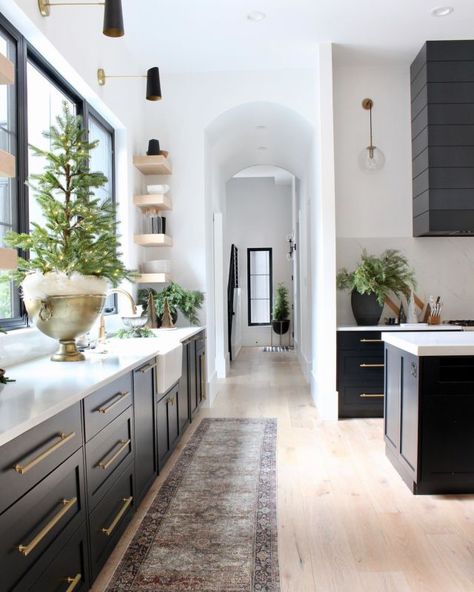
(93, 347), (474, 592)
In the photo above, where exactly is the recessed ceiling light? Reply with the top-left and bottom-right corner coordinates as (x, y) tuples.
(431, 6), (454, 17)
(256, 125), (267, 130)
(247, 11), (266, 22)
(257, 146), (267, 151)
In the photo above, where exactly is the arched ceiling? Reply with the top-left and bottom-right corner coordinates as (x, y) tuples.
(206, 101), (313, 181)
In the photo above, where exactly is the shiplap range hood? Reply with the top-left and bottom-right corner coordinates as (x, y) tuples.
(411, 40), (474, 236)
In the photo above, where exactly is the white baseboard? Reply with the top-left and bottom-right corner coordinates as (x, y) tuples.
(205, 370), (218, 407)
(311, 370), (338, 420)
(232, 345), (242, 360)
(297, 349), (311, 384)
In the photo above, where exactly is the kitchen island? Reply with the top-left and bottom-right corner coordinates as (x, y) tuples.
(383, 331), (474, 494)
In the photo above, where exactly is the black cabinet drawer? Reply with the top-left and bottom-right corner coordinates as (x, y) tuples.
(337, 331), (384, 351)
(0, 449), (85, 592)
(338, 352), (384, 384)
(89, 461), (134, 579)
(85, 407), (133, 509)
(338, 387), (384, 418)
(83, 373), (132, 441)
(0, 404), (82, 515)
(17, 522), (89, 592)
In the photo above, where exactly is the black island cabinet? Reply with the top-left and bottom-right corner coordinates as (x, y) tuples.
(384, 342), (474, 494)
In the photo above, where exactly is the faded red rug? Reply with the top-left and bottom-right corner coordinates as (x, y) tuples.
(106, 418), (280, 592)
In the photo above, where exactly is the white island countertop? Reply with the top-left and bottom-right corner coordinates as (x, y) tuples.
(0, 327), (203, 447)
(382, 331), (474, 357)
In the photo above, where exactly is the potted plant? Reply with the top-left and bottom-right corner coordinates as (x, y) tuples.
(153, 282), (204, 326)
(0, 328), (14, 390)
(4, 103), (133, 361)
(336, 249), (416, 325)
(272, 283), (290, 335)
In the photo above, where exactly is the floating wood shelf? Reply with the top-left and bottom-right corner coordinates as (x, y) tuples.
(0, 149), (15, 178)
(136, 273), (171, 284)
(133, 194), (172, 211)
(133, 155), (172, 175)
(0, 52), (14, 85)
(134, 234), (173, 247)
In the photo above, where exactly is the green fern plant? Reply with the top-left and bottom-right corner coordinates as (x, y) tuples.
(154, 282), (204, 326)
(336, 249), (416, 305)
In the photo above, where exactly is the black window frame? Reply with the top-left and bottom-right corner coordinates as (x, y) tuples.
(247, 247), (273, 327)
(0, 13), (117, 329)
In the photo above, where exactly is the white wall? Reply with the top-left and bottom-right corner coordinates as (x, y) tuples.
(334, 57), (474, 324)
(226, 177), (293, 347)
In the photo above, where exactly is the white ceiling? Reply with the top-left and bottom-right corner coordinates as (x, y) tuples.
(121, 0), (474, 71)
(234, 165), (294, 185)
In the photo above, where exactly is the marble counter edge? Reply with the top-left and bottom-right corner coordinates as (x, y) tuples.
(382, 331), (474, 357)
(0, 326), (204, 447)
(337, 325), (461, 332)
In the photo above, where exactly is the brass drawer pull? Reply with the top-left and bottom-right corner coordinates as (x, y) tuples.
(360, 393), (384, 398)
(65, 573), (82, 592)
(14, 432), (76, 475)
(17, 497), (77, 556)
(101, 496), (133, 536)
(139, 362), (156, 374)
(97, 391), (130, 414)
(168, 395), (176, 406)
(98, 439), (131, 470)
(360, 338), (382, 343)
(360, 363), (384, 368)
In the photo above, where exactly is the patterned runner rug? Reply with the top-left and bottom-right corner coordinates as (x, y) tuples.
(106, 418), (280, 592)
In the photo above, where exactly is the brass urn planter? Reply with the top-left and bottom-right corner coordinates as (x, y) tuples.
(24, 294), (106, 362)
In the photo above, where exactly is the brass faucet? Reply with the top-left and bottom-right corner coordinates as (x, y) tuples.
(98, 288), (137, 341)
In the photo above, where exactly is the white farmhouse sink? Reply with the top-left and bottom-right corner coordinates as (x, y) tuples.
(156, 343), (183, 394)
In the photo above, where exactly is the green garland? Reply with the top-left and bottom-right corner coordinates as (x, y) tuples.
(4, 102), (133, 286)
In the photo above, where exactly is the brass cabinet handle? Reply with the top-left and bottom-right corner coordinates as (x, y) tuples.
(139, 362), (156, 374)
(101, 496), (133, 536)
(168, 395), (175, 406)
(17, 497), (77, 556)
(360, 338), (382, 343)
(97, 391), (130, 414)
(65, 573), (82, 592)
(98, 439), (131, 470)
(14, 432), (76, 475)
(360, 393), (384, 398)
(360, 363), (384, 368)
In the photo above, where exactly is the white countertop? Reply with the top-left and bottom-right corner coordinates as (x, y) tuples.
(382, 331), (474, 356)
(0, 327), (203, 447)
(338, 324), (461, 332)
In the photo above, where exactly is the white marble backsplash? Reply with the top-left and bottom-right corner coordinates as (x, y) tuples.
(337, 237), (474, 325)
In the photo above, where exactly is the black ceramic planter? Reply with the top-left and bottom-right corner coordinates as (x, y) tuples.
(272, 319), (290, 335)
(351, 291), (383, 326)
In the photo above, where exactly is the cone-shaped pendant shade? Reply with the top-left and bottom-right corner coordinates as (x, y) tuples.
(103, 0), (124, 37)
(146, 67), (162, 101)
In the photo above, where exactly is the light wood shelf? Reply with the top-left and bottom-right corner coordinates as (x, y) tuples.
(0, 52), (14, 85)
(133, 194), (172, 211)
(134, 233), (173, 247)
(0, 149), (15, 178)
(136, 273), (171, 284)
(133, 155), (172, 175)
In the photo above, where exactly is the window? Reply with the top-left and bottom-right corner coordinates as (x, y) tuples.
(0, 23), (19, 324)
(0, 13), (117, 329)
(247, 248), (272, 326)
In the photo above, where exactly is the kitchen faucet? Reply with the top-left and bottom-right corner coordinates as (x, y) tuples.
(98, 288), (138, 341)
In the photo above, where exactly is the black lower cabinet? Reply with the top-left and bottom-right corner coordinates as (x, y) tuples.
(156, 383), (180, 471)
(385, 345), (474, 494)
(133, 360), (156, 504)
(89, 461), (135, 580)
(186, 339), (198, 419)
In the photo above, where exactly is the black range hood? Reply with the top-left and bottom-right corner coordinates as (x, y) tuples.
(411, 40), (474, 236)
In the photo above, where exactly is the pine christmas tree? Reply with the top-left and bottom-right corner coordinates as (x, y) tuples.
(161, 297), (175, 329)
(5, 102), (132, 286)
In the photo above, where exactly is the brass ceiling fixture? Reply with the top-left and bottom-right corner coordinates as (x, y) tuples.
(359, 98), (385, 172)
(38, 0), (124, 38)
(97, 67), (162, 101)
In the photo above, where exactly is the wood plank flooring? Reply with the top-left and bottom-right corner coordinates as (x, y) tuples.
(93, 347), (474, 592)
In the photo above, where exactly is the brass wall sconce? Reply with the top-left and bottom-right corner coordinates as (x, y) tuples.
(38, 0), (124, 38)
(359, 98), (385, 172)
(97, 67), (162, 101)
(287, 232), (296, 261)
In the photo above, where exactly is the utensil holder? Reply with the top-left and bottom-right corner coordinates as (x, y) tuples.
(428, 314), (441, 325)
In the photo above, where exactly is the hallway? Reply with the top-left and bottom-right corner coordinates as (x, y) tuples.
(94, 348), (474, 592)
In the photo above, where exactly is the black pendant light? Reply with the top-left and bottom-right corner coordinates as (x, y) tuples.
(146, 67), (162, 101)
(103, 0), (124, 37)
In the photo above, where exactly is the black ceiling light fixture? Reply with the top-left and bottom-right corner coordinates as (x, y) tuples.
(38, 0), (125, 38)
(97, 67), (162, 102)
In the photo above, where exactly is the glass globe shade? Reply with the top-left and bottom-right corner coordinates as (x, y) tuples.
(358, 146), (385, 173)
